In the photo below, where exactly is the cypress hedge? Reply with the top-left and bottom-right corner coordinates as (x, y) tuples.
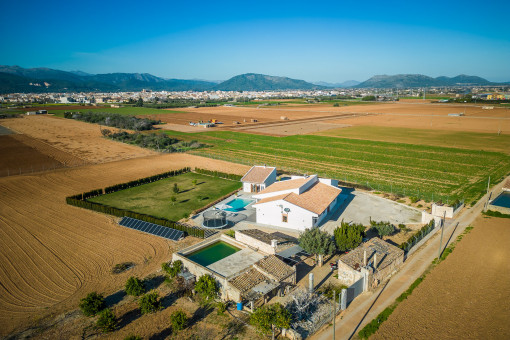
(194, 168), (242, 181)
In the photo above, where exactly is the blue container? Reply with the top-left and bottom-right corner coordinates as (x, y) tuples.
(236, 302), (243, 310)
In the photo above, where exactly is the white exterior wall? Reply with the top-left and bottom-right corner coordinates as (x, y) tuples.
(314, 197), (338, 226)
(243, 183), (252, 192)
(319, 178), (339, 187)
(235, 231), (276, 255)
(255, 200), (317, 231)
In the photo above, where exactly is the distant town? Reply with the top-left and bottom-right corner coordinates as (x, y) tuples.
(2, 85), (510, 106)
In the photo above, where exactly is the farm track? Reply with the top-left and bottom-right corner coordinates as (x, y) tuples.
(0, 152), (249, 337)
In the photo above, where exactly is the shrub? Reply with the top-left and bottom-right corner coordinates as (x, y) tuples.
(96, 308), (116, 332)
(217, 301), (227, 315)
(409, 196), (419, 203)
(170, 310), (188, 331)
(79, 292), (106, 317)
(370, 220), (395, 237)
(225, 229), (235, 238)
(162, 260), (182, 278)
(124, 335), (142, 340)
(125, 276), (146, 296)
(112, 262), (134, 274)
(334, 221), (365, 252)
(139, 291), (162, 314)
(298, 227), (336, 258)
(195, 274), (219, 301)
(172, 183), (179, 194)
(250, 303), (291, 336)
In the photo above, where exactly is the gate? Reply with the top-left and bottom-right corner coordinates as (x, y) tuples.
(346, 276), (365, 305)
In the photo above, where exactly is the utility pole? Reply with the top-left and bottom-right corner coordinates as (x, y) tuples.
(487, 176), (490, 194)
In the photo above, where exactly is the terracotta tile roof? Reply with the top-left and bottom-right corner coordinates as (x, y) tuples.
(253, 182), (341, 215)
(254, 176), (315, 195)
(284, 182), (341, 215)
(228, 268), (268, 293)
(254, 255), (295, 281)
(241, 166), (276, 184)
(340, 238), (404, 272)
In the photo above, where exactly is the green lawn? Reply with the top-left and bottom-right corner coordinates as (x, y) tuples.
(162, 130), (510, 204)
(50, 106), (185, 116)
(88, 172), (241, 221)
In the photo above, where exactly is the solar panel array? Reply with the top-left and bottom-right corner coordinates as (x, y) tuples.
(118, 217), (184, 241)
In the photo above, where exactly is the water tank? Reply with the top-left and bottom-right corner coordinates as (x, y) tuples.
(237, 302), (243, 310)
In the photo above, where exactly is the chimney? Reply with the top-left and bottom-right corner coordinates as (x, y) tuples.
(271, 239), (278, 249)
(363, 250), (367, 267)
(374, 253), (378, 270)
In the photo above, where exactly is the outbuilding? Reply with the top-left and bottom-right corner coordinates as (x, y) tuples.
(241, 165), (277, 193)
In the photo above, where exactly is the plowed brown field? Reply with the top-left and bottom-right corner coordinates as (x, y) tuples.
(373, 216), (510, 339)
(0, 116), (157, 163)
(0, 135), (67, 177)
(0, 154), (249, 336)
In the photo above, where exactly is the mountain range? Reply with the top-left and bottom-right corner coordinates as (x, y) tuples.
(354, 74), (497, 88)
(0, 65), (505, 93)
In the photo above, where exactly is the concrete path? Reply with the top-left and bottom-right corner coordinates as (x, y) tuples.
(311, 176), (510, 340)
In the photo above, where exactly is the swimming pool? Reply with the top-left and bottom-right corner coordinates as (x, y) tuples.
(186, 241), (241, 267)
(491, 192), (510, 208)
(223, 198), (254, 212)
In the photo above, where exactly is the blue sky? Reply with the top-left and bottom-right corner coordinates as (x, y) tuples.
(1, 0), (509, 82)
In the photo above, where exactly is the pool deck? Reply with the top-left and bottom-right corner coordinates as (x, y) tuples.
(192, 192), (257, 228)
(207, 248), (264, 277)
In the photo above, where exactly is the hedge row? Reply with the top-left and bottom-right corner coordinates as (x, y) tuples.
(105, 168), (191, 194)
(66, 197), (205, 238)
(194, 168), (242, 181)
(399, 219), (435, 252)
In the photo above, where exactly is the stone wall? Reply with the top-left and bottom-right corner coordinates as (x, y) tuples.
(337, 261), (363, 286)
(235, 231), (275, 255)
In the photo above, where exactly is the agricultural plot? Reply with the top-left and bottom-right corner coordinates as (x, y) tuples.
(317, 126), (510, 154)
(88, 172), (241, 221)
(49, 106), (185, 116)
(176, 131), (510, 203)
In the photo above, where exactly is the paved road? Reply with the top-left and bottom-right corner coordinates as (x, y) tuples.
(311, 175), (510, 340)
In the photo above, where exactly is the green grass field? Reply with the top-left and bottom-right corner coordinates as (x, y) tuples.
(88, 172), (241, 221)
(162, 130), (510, 203)
(317, 126), (510, 155)
(50, 106), (185, 117)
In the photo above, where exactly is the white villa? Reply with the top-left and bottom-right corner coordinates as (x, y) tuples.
(252, 174), (342, 231)
(241, 165), (277, 193)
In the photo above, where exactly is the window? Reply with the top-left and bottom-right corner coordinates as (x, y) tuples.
(282, 215), (288, 223)
(312, 217), (318, 226)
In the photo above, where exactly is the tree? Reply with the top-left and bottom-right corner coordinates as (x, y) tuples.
(192, 179), (197, 186)
(161, 260), (182, 278)
(217, 301), (226, 315)
(250, 303), (291, 339)
(370, 220), (395, 238)
(298, 228), (336, 267)
(139, 291), (162, 314)
(79, 292), (106, 317)
(125, 276), (146, 296)
(172, 183), (179, 194)
(334, 221), (365, 252)
(96, 308), (116, 332)
(170, 196), (177, 205)
(135, 97), (144, 107)
(195, 274), (219, 301)
(170, 310), (188, 331)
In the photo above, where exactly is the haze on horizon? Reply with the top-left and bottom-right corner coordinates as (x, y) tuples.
(1, 0), (509, 83)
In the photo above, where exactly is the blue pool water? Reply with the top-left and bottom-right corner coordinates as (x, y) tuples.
(224, 198), (254, 212)
(491, 192), (510, 208)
